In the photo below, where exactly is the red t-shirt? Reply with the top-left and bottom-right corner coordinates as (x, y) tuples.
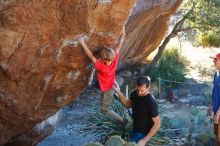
(94, 51), (119, 92)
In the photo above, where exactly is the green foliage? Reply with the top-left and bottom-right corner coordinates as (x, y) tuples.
(194, 62), (215, 78)
(182, 0), (220, 34)
(203, 89), (212, 100)
(187, 107), (214, 144)
(189, 107), (200, 116)
(197, 134), (214, 144)
(189, 107), (211, 131)
(200, 87), (213, 106)
(80, 99), (132, 143)
(148, 47), (187, 88)
(160, 108), (214, 145)
(161, 117), (186, 130)
(195, 32), (220, 47)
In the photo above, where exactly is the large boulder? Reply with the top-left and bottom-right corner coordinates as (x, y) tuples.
(0, 0), (181, 145)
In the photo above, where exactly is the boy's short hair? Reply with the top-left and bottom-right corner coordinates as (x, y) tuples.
(136, 76), (151, 88)
(100, 47), (115, 60)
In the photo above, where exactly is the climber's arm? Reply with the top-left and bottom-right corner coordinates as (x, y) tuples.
(78, 37), (97, 64)
(115, 26), (126, 53)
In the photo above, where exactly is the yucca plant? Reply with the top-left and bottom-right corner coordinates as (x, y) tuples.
(80, 98), (170, 145)
(80, 98), (132, 143)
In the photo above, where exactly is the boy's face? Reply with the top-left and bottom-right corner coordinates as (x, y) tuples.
(102, 58), (113, 65)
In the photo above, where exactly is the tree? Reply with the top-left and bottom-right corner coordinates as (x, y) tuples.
(186, 0), (220, 33)
(149, 0), (220, 70)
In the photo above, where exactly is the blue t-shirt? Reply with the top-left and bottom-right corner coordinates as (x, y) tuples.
(212, 71), (220, 113)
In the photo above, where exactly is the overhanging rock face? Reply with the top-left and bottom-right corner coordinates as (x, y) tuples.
(0, 0), (180, 145)
(121, 0), (181, 63)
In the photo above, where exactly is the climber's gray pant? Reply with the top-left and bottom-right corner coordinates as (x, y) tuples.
(100, 88), (123, 122)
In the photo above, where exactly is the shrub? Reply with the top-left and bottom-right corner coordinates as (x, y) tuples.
(195, 32), (220, 48)
(148, 47), (188, 89)
(186, 107), (214, 145)
(195, 63), (215, 78)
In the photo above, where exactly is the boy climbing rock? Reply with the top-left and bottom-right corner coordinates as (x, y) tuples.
(78, 27), (127, 125)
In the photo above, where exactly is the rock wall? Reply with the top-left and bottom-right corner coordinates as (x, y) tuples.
(121, 0), (182, 63)
(0, 0), (181, 145)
